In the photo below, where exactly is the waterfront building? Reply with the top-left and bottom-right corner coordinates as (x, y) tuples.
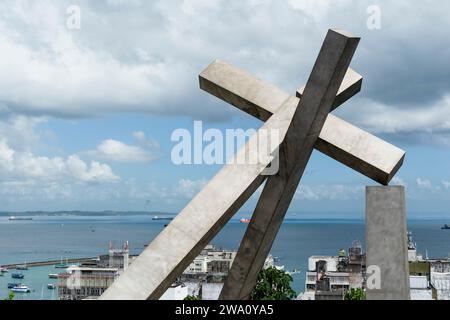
(58, 266), (119, 300)
(57, 242), (277, 300)
(97, 241), (130, 271)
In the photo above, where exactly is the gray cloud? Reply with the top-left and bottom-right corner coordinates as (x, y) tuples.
(0, 0), (449, 143)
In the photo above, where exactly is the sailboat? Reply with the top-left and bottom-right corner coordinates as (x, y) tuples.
(55, 257), (69, 269)
(16, 261), (28, 270)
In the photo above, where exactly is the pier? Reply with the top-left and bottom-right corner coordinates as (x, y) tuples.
(1, 257), (98, 269)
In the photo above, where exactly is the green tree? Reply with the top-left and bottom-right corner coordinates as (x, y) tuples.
(4, 291), (14, 301)
(344, 288), (366, 300)
(184, 295), (200, 300)
(250, 267), (297, 300)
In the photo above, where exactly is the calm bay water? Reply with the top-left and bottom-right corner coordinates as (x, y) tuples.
(1, 215), (449, 300)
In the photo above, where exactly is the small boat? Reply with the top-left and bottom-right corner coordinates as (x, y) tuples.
(240, 218), (251, 224)
(12, 273), (25, 279)
(441, 224), (450, 230)
(7, 283), (17, 289)
(287, 269), (301, 275)
(0, 267), (8, 273)
(16, 264), (28, 270)
(11, 284), (31, 293)
(48, 273), (59, 279)
(47, 284), (56, 290)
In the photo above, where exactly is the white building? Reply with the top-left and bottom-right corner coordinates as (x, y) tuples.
(58, 266), (119, 300)
(160, 284), (189, 300)
(410, 275), (432, 300)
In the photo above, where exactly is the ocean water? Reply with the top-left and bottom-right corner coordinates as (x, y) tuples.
(1, 216), (449, 300)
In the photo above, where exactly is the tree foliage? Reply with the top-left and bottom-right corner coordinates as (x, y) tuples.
(3, 291), (14, 301)
(184, 295), (200, 300)
(344, 288), (366, 300)
(250, 267), (297, 300)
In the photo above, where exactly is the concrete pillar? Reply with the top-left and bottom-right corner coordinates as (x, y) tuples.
(366, 186), (410, 300)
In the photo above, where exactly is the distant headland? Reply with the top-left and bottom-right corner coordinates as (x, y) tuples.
(0, 211), (175, 217)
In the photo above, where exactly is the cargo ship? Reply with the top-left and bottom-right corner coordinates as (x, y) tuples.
(152, 216), (174, 221)
(9, 216), (33, 221)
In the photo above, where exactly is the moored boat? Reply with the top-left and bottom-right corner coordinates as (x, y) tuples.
(11, 273), (25, 279)
(55, 258), (69, 269)
(16, 264), (28, 270)
(48, 273), (59, 279)
(47, 283), (56, 290)
(11, 284), (31, 293)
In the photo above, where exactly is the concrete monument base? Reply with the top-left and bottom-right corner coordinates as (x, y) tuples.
(366, 186), (410, 300)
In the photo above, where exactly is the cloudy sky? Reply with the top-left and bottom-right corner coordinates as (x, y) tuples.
(0, 0), (449, 218)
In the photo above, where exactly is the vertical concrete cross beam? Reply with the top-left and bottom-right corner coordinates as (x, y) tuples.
(220, 29), (360, 300)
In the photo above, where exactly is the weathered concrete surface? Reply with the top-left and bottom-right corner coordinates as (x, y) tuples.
(100, 90), (301, 300)
(297, 67), (362, 111)
(220, 29), (360, 300)
(315, 115), (405, 185)
(366, 186), (410, 300)
(200, 60), (404, 185)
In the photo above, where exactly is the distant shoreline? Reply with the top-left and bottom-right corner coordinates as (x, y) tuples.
(0, 211), (448, 221)
(0, 211), (172, 217)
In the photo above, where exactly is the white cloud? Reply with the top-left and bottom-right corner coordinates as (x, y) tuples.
(442, 181), (450, 189)
(125, 178), (208, 202)
(339, 96), (450, 135)
(95, 140), (153, 163)
(295, 184), (364, 201)
(175, 178), (208, 198)
(86, 132), (160, 163)
(416, 178), (432, 189)
(391, 176), (407, 187)
(0, 138), (119, 183)
(66, 155), (119, 183)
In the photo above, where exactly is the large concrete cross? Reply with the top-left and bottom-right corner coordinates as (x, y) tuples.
(100, 29), (405, 300)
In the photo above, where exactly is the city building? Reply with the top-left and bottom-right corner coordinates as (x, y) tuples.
(58, 241), (130, 300)
(179, 244), (275, 300)
(58, 266), (119, 300)
(301, 241), (366, 300)
(160, 283), (189, 300)
(97, 241), (130, 271)
(184, 244), (237, 274)
(300, 232), (450, 301)
(57, 242), (276, 300)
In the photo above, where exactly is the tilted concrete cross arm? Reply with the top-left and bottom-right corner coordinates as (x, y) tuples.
(100, 93), (300, 300)
(200, 60), (405, 185)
